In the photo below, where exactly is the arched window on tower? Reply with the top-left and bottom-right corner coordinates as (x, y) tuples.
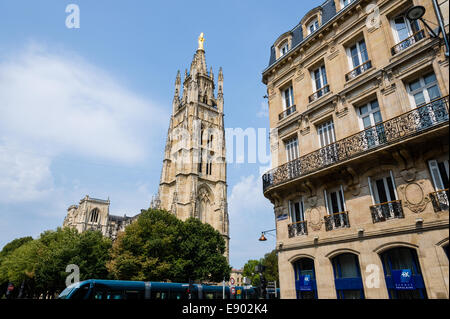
(89, 208), (99, 223)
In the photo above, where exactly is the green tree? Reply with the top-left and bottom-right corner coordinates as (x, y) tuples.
(0, 236), (34, 297)
(176, 217), (230, 283)
(0, 228), (112, 298)
(262, 250), (279, 283)
(107, 208), (230, 283)
(242, 259), (261, 286)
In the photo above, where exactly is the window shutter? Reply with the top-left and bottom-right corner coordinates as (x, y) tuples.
(428, 160), (445, 190)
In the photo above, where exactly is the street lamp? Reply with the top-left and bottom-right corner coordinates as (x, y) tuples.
(258, 229), (276, 241)
(406, 3), (449, 57)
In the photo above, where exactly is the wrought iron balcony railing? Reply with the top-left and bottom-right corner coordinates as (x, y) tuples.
(345, 60), (372, 81)
(430, 189), (449, 212)
(370, 200), (404, 223)
(288, 221), (308, 238)
(324, 211), (350, 231)
(262, 96), (449, 192)
(308, 84), (330, 103)
(391, 30), (426, 55)
(279, 104), (297, 121)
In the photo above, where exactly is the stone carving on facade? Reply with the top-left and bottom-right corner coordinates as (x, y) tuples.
(399, 181), (430, 214)
(308, 207), (323, 231)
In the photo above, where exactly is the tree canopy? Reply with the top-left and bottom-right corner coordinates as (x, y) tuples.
(107, 208), (230, 283)
(242, 250), (279, 286)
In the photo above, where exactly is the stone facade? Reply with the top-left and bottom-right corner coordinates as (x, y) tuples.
(63, 195), (137, 241)
(155, 43), (230, 261)
(262, 0), (449, 299)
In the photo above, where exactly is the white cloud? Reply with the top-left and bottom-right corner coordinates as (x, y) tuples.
(228, 174), (275, 268)
(256, 101), (269, 118)
(0, 141), (53, 203)
(0, 44), (168, 204)
(0, 44), (168, 165)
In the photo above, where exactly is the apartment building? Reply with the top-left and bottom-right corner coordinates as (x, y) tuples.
(262, 0), (449, 299)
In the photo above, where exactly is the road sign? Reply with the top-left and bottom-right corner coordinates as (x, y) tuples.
(231, 287), (236, 295)
(230, 277), (235, 285)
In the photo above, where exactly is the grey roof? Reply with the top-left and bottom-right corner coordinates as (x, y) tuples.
(267, 0), (337, 67)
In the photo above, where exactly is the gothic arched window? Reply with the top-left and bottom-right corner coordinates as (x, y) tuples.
(89, 208), (99, 223)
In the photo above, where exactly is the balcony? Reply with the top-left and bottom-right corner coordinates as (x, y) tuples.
(288, 221), (308, 238)
(262, 96), (449, 192)
(345, 60), (372, 82)
(370, 200), (404, 223)
(430, 189), (449, 212)
(391, 30), (426, 56)
(279, 104), (297, 121)
(324, 211), (350, 231)
(308, 84), (330, 103)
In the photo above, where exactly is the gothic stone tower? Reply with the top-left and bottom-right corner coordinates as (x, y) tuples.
(157, 34), (229, 260)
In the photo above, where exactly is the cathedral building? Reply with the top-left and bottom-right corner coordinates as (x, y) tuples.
(156, 33), (230, 260)
(63, 34), (230, 260)
(63, 195), (137, 241)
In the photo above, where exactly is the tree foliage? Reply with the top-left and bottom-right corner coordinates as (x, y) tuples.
(107, 208), (230, 283)
(0, 228), (112, 298)
(242, 250), (279, 286)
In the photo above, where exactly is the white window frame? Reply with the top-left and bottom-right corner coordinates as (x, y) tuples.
(285, 136), (299, 162)
(324, 186), (346, 215)
(311, 65), (328, 92)
(407, 73), (442, 108)
(369, 171), (398, 204)
(289, 198), (305, 223)
(307, 19), (319, 35)
(346, 39), (369, 70)
(340, 0), (354, 9)
(357, 100), (382, 130)
(428, 159), (449, 191)
(317, 120), (336, 147)
(390, 14), (421, 44)
(280, 42), (289, 57)
(282, 85), (294, 110)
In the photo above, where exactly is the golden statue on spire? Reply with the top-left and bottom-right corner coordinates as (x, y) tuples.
(198, 32), (205, 50)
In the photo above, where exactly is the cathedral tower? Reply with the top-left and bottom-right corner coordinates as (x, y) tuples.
(157, 34), (229, 260)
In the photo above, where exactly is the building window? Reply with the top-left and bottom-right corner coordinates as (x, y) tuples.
(380, 247), (427, 299)
(307, 19), (319, 35)
(408, 73), (441, 107)
(407, 72), (445, 130)
(289, 198), (305, 224)
(371, 174), (398, 204)
(428, 159), (449, 192)
(368, 172), (404, 222)
(332, 253), (364, 299)
(280, 42), (289, 57)
(293, 258), (317, 299)
(285, 136), (299, 162)
(89, 208), (99, 223)
(282, 85), (294, 110)
(317, 120), (335, 148)
(312, 65), (328, 93)
(358, 100), (385, 147)
(392, 15), (421, 44)
(325, 186), (346, 215)
(198, 150), (203, 173)
(345, 39), (372, 80)
(428, 159), (449, 212)
(391, 14), (424, 54)
(341, 0), (355, 8)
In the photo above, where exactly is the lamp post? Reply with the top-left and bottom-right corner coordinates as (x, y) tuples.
(258, 229), (276, 241)
(406, 3), (449, 57)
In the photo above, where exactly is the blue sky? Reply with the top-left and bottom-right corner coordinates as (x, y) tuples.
(0, 0), (322, 268)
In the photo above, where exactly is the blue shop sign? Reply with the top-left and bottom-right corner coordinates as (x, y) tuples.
(297, 275), (313, 291)
(392, 269), (415, 290)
